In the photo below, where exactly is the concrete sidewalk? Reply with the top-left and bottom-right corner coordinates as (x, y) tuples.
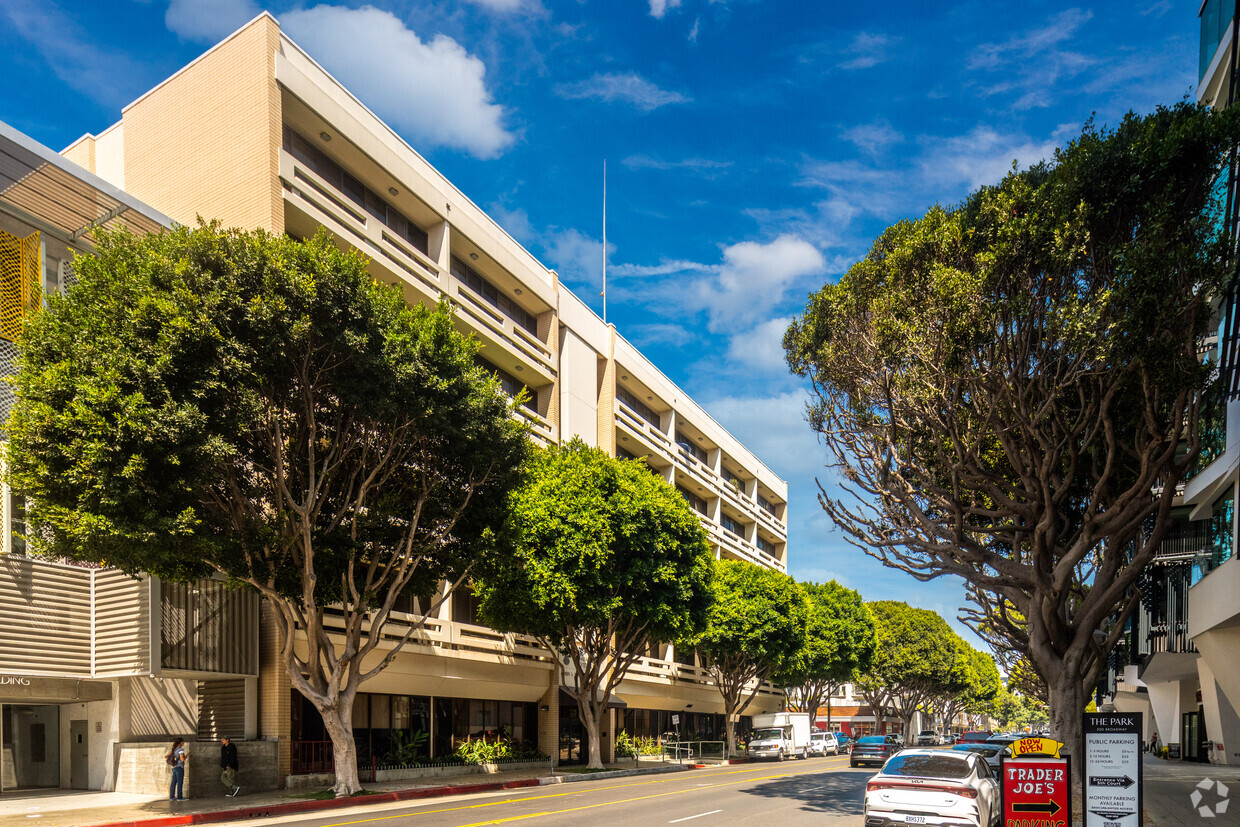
(0, 761), (691, 827)
(1140, 754), (1240, 825)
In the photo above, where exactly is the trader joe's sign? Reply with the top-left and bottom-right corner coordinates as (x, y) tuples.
(1002, 757), (1071, 827)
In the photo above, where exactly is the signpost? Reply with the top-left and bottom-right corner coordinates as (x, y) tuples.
(1083, 712), (1143, 827)
(1002, 756), (1071, 827)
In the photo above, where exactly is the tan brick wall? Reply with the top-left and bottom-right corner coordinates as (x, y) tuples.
(62, 137), (95, 173)
(258, 600), (292, 784)
(121, 14), (282, 234)
(595, 327), (616, 455)
(536, 670), (560, 765)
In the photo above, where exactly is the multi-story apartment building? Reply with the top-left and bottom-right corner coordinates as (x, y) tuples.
(1107, 0), (1240, 766)
(0, 12), (788, 793)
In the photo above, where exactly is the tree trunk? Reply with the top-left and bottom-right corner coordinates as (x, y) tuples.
(826, 695), (832, 729)
(724, 708), (736, 759)
(318, 693), (361, 797)
(1047, 671), (1087, 793)
(581, 702), (605, 770)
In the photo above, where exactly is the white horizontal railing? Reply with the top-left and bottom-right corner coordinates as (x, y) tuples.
(318, 610), (554, 664)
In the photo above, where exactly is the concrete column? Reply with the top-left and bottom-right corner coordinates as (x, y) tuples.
(428, 219), (451, 286)
(244, 676), (258, 740)
(596, 327), (616, 455)
(1196, 629), (1240, 764)
(1197, 657), (1240, 764)
(257, 601), (291, 785)
(604, 708), (616, 764)
(1147, 681), (1183, 754)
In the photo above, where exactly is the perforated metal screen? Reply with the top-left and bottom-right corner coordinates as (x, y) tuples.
(0, 227), (41, 343)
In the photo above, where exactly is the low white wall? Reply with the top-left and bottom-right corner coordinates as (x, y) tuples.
(285, 759), (552, 790)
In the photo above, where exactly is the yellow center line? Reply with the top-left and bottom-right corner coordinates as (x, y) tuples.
(309, 757), (853, 827)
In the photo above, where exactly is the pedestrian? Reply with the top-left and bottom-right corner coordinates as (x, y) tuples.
(1149, 732), (1159, 754)
(220, 736), (240, 797)
(166, 738), (188, 801)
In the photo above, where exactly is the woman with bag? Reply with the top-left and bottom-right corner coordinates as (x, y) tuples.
(166, 738), (188, 801)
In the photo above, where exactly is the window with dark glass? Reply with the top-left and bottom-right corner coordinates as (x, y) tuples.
(617, 386), (659, 428)
(617, 446), (639, 461)
(452, 584), (484, 626)
(721, 514), (744, 538)
(477, 357), (536, 411)
(676, 431), (708, 464)
(451, 256), (538, 334)
(676, 485), (707, 515)
(758, 495), (777, 517)
(722, 467), (744, 491)
(756, 536), (774, 554)
(282, 126), (428, 253)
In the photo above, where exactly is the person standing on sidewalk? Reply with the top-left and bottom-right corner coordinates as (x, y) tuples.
(220, 736), (240, 796)
(166, 738), (188, 801)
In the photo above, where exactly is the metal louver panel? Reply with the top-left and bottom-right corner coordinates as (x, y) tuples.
(197, 678), (247, 741)
(160, 579), (259, 675)
(0, 555), (92, 675)
(93, 568), (151, 676)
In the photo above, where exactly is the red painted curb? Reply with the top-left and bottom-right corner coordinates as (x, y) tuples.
(84, 778), (543, 827)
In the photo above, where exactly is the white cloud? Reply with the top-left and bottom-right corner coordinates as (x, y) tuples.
(918, 125), (1070, 191)
(688, 16), (701, 43)
(461, 0), (544, 12)
(488, 204), (536, 247)
(727, 316), (793, 373)
(544, 227), (616, 289)
(693, 236), (825, 332)
(698, 390), (824, 479)
(838, 32), (893, 70)
(649, 0), (683, 19)
(840, 121), (903, 159)
(969, 8), (1093, 71)
(968, 9), (1094, 110)
(282, 5), (514, 159)
(626, 322), (695, 348)
(555, 72), (689, 111)
(165, 0), (259, 42)
(621, 154), (732, 174)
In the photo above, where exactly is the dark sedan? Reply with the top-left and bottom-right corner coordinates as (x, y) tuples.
(849, 735), (901, 768)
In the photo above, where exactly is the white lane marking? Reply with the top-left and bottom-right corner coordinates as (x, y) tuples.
(669, 810), (723, 823)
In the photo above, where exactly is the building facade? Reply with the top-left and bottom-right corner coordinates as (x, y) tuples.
(0, 11), (789, 792)
(1104, 0), (1240, 766)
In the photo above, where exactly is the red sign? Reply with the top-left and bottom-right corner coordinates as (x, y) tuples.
(1002, 757), (1070, 827)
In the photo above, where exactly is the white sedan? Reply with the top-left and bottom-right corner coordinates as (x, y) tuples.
(863, 748), (999, 827)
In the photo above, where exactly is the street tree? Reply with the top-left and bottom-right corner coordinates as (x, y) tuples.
(784, 103), (1240, 772)
(476, 440), (714, 770)
(775, 580), (875, 729)
(939, 646), (1001, 736)
(855, 601), (963, 739)
(695, 559), (809, 756)
(6, 224), (528, 796)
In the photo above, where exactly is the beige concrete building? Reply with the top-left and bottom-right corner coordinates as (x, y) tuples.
(0, 12), (788, 791)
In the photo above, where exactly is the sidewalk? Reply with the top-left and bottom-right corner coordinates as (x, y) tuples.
(0, 760), (691, 827)
(1140, 753), (1240, 825)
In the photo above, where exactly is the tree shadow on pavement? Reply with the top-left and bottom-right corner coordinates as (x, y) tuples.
(738, 767), (870, 816)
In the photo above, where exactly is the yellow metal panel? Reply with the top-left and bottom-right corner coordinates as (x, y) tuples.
(0, 228), (42, 342)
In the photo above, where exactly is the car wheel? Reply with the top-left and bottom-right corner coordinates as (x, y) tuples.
(850, 761), (857, 768)
(777, 749), (784, 762)
(801, 748), (808, 760)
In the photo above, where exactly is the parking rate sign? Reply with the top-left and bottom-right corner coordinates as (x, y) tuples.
(1083, 712), (1143, 827)
(1003, 757), (1070, 827)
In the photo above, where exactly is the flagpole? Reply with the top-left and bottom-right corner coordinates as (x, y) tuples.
(602, 158), (607, 323)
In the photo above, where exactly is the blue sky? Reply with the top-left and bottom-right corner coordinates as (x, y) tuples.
(1, 0), (1199, 646)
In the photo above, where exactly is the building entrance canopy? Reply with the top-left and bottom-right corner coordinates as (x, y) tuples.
(0, 675), (113, 705)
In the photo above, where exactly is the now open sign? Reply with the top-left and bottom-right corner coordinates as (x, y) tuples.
(1002, 757), (1071, 827)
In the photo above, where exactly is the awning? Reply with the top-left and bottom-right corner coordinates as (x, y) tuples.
(0, 675), (113, 704)
(560, 687), (627, 709)
(0, 120), (172, 246)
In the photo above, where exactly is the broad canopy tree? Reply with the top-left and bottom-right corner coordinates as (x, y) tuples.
(476, 440), (714, 770)
(775, 580), (875, 729)
(855, 601), (964, 739)
(937, 645), (1001, 737)
(784, 103), (1240, 775)
(6, 224), (529, 796)
(694, 559), (809, 757)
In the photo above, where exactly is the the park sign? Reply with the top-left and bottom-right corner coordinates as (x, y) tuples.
(1002, 756), (1071, 827)
(1083, 712), (1143, 827)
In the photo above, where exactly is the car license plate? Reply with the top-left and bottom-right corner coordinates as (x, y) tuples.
(905, 818), (926, 825)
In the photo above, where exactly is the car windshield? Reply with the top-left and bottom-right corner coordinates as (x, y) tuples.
(811, 733), (828, 740)
(882, 754), (971, 779)
(752, 728), (783, 740)
(857, 736), (886, 745)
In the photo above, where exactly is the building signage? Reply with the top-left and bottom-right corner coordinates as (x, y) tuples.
(1002, 756), (1070, 827)
(1011, 737), (1063, 758)
(1083, 712), (1143, 827)
(0, 676), (31, 686)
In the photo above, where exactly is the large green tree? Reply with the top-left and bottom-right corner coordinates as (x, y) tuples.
(936, 645), (1001, 736)
(855, 601), (963, 739)
(775, 580), (875, 729)
(476, 440), (713, 769)
(784, 103), (1240, 777)
(694, 559), (809, 757)
(6, 224), (528, 795)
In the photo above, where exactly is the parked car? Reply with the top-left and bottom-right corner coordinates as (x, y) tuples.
(864, 748), (1000, 827)
(957, 730), (993, 744)
(836, 734), (854, 754)
(917, 730), (942, 746)
(808, 730), (840, 757)
(943, 733), (958, 745)
(850, 735), (902, 768)
(978, 735), (1022, 773)
(952, 742), (1003, 766)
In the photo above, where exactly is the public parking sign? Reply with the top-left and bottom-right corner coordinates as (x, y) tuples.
(1002, 757), (1071, 827)
(1083, 712), (1143, 827)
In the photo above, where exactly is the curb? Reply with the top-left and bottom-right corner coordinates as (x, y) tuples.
(85, 778), (542, 827)
(539, 764), (692, 784)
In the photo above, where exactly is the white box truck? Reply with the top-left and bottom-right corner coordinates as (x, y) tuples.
(748, 712), (813, 761)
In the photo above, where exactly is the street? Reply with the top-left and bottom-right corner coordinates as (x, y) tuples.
(242, 757), (868, 827)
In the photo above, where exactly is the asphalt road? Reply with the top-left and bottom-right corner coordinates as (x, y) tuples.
(244, 755), (872, 827)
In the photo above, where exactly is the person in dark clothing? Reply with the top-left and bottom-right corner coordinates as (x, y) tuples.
(220, 737), (240, 796)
